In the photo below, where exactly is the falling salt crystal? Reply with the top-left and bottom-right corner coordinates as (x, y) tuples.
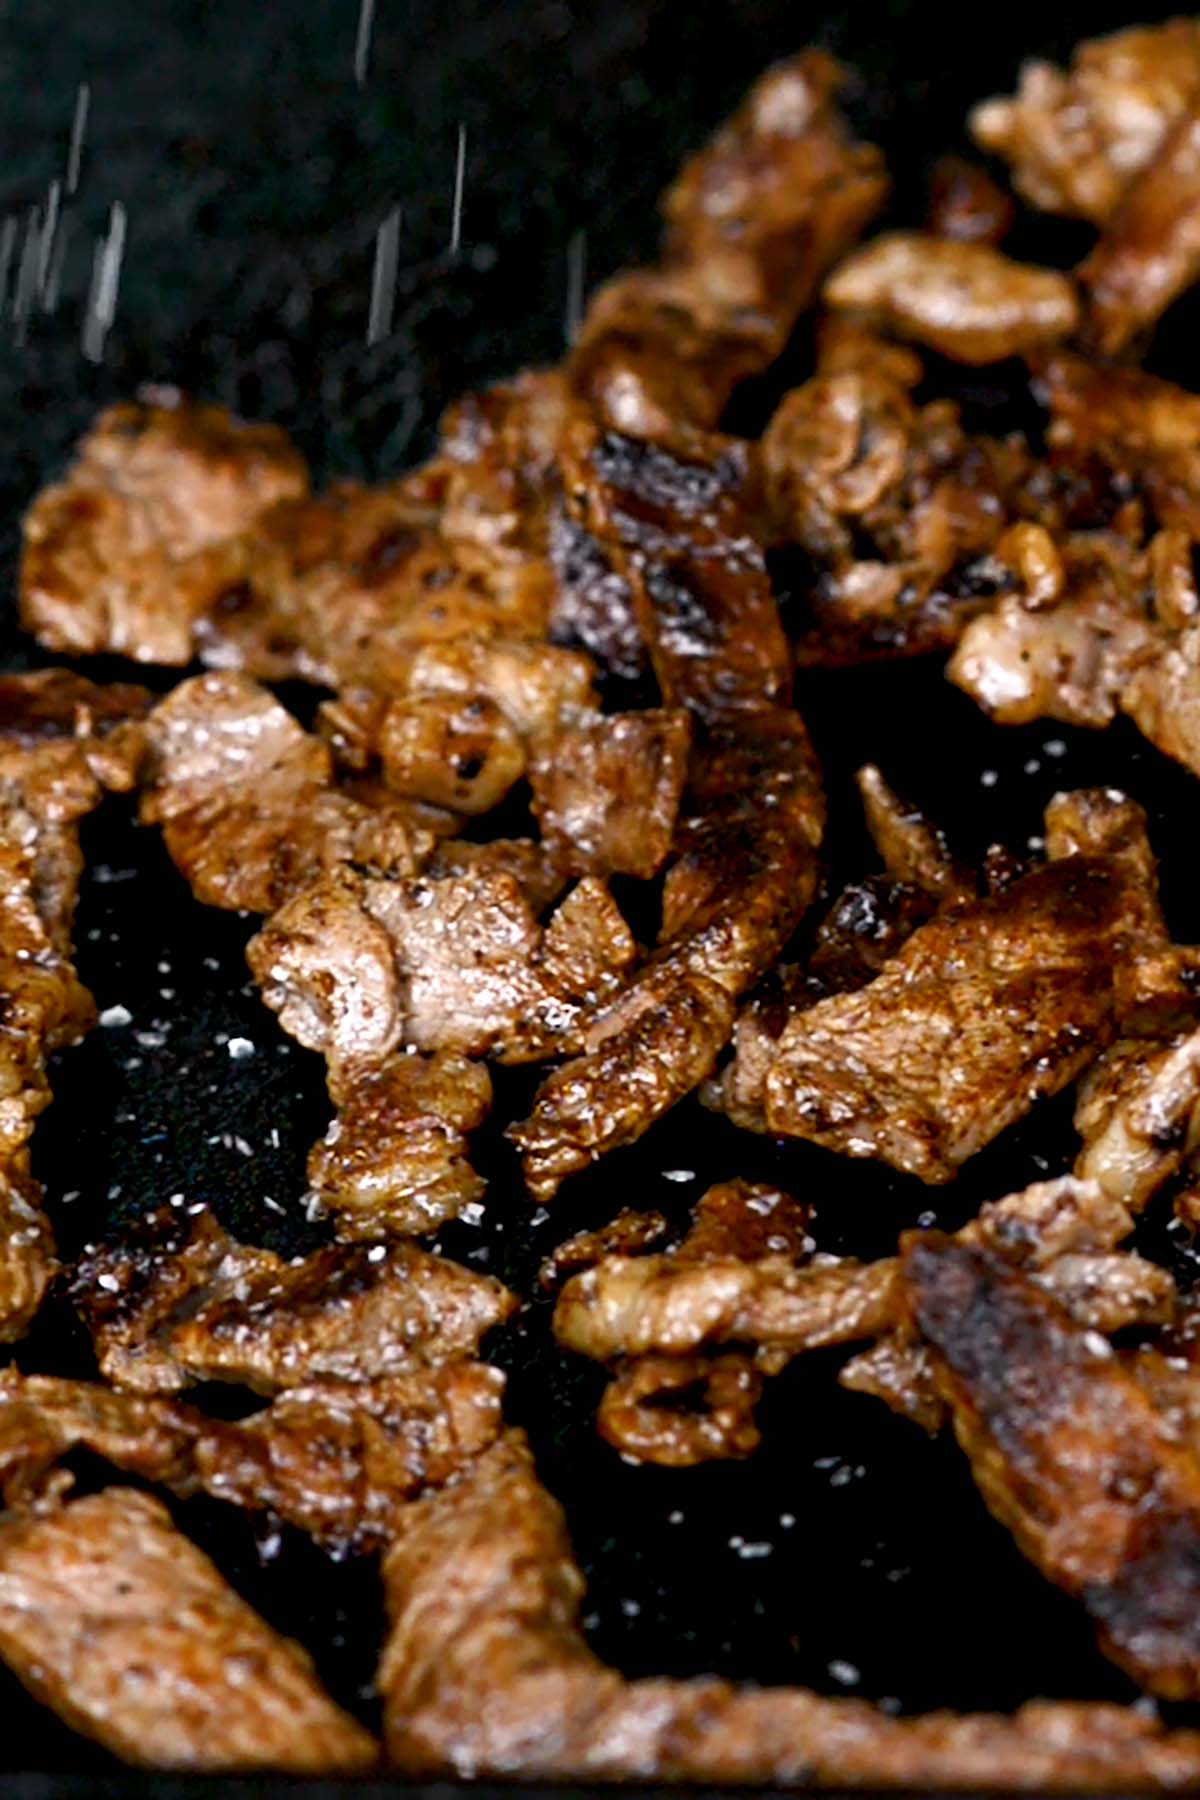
(61, 1191), (80, 1205)
(564, 227), (586, 344)
(980, 769), (998, 788)
(530, 1207), (551, 1228)
(261, 1195), (284, 1215)
(233, 1136), (254, 1158)
(367, 1244), (387, 1263)
(257, 1527), (283, 1565)
(1044, 738), (1067, 758)
(367, 206), (400, 345)
(667, 1510), (684, 1525)
(449, 123), (466, 256)
(916, 1209), (936, 1227)
(81, 200), (126, 364)
(662, 1169), (694, 1183)
(829, 1661), (860, 1687)
(1084, 1330), (1113, 1359)
(99, 1004), (132, 1028)
(66, 82), (90, 194)
(461, 1201), (486, 1226)
(737, 1542), (772, 1559)
(779, 1512), (796, 1528)
(227, 1037), (255, 1061)
(97, 1273), (120, 1293)
(620, 1598), (640, 1617)
(353, 0), (375, 85)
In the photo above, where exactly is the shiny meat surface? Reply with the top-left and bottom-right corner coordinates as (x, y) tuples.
(856, 763), (974, 903)
(970, 21), (1200, 221)
(20, 394), (308, 663)
(529, 708), (692, 879)
(0, 1489), (376, 1772)
(1076, 1029), (1200, 1209)
(308, 1052), (493, 1239)
(0, 1365), (504, 1555)
(1080, 110), (1200, 352)
(141, 672), (428, 913)
(537, 1210), (671, 1290)
(380, 1430), (1200, 1785)
(70, 1203), (515, 1394)
(906, 1236), (1200, 1700)
(823, 234), (1080, 364)
(248, 863), (635, 1067)
(748, 809), (1165, 1181)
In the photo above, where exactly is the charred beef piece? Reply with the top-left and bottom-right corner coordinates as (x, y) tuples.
(906, 1235), (1200, 1701)
(69, 1203), (515, 1395)
(0, 1489), (376, 1772)
(378, 1429), (1200, 1785)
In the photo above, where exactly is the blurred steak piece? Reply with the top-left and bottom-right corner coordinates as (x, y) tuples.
(906, 1235), (1200, 1700)
(970, 20), (1200, 222)
(529, 707), (692, 879)
(20, 392), (308, 663)
(0, 1488), (376, 1772)
(823, 234), (1079, 364)
(379, 1429), (1200, 1784)
(1080, 110), (1200, 352)
(70, 1203), (515, 1395)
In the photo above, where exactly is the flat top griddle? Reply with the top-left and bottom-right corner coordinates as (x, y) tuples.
(3, 0), (1200, 1788)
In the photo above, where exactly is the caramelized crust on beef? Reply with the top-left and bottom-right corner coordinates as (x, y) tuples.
(0, 1489), (376, 1772)
(906, 1236), (1200, 1700)
(0, 1365), (504, 1555)
(823, 234), (1079, 364)
(529, 708), (692, 879)
(379, 1429), (1200, 1785)
(970, 21), (1200, 222)
(308, 1052), (493, 1240)
(70, 1204), (515, 1395)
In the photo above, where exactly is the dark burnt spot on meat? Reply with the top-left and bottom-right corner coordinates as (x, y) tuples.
(358, 526), (423, 587)
(644, 567), (722, 651)
(591, 432), (742, 519)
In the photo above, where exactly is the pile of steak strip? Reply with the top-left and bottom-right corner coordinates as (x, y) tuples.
(11, 19), (1200, 1784)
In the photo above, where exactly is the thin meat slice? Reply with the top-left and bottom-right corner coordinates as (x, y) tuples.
(20, 392), (308, 663)
(307, 1052), (493, 1240)
(69, 1203), (515, 1395)
(1080, 109), (1200, 352)
(823, 234), (1079, 364)
(744, 794), (1171, 1182)
(0, 1488), (376, 1772)
(856, 763), (974, 904)
(379, 1429), (1200, 1785)
(970, 20), (1200, 223)
(528, 708), (692, 879)
(248, 863), (635, 1068)
(0, 1365), (504, 1556)
(512, 423), (825, 1199)
(0, 671), (152, 1339)
(572, 51), (887, 438)
(906, 1235), (1200, 1701)
(141, 671), (429, 914)
(1076, 1028), (1200, 1209)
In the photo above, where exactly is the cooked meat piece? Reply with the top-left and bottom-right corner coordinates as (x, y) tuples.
(823, 234), (1079, 364)
(597, 1353), (764, 1466)
(970, 20), (1200, 222)
(839, 1339), (944, 1432)
(764, 329), (1032, 665)
(375, 691), (527, 814)
(513, 425), (824, 1198)
(380, 1429), (1200, 1784)
(1122, 611), (1200, 780)
(70, 1203), (515, 1395)
(556, 1245), (896, 1363)
(249, 864), (635, 1067)
(20, 393), (308, 663)
(529, 708), (692, 879)
(947, 532), (1153, 729)
(572, 52), (887, 437)
(906, 1234), (1200, 1700)
(537, 1210), (671, 1290)
(855, 764), (974, 903)
(141, 672), (428, 913)
(807, 877), (938, 995)
(1080, 110), (1200, 352)
(750, 801), (1164, 1180)
(0, 673), (151, 1340)
(0, 1488), (376, 1772)
(0, 1363), (504, 1554)
(308, 1052), (492, 1240)
(926, 156), (1015, 244)
(1076, 1028), (1200, 1208)
(1035, 351), (1200, 537)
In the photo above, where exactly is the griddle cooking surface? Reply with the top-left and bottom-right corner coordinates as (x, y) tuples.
(3, 0), (1200, 1780)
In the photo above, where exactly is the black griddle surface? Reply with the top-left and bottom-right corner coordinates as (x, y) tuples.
(4, 0), (1200, 1786)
